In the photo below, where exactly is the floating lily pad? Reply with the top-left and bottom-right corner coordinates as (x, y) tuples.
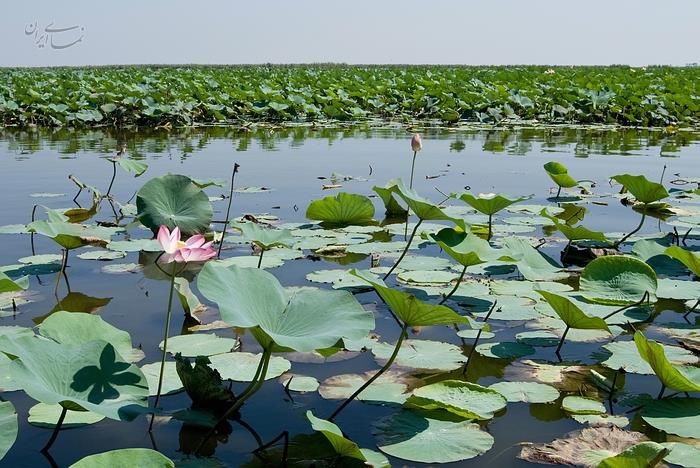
(572, 413), (629, 428)
(207, 352), (291, 382)
(17, 254), (62, 264)
(561, 396), (606, 415)
(107, 239), (162, 252)
(579, 256), (658, 305)
(516, 331), (560, 347)
(140, 361), (184, 396)
(475, 342), (535, 359)
(319, 371), (413, 404)
(641, 398), (700, 438)
(101, 263), (142, 274)
(373, 410), (494, 463)
(397, 270), (458, 286)
(279, 374), (320, 393)
(160, 333), (238, 357)
(0, 401), (17, 461)
(488, 381), (559, 403)
(372, 340), (465, 371)
(77, 250), (127, 261)
(28, 403), (104, 428)
(661, 442), (700, 468)
(69, 448), (175, 468)
(407, 380), (507, 420)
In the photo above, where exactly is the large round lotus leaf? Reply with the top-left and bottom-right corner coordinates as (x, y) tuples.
(373, 410), (494, 463)
(475, 342), (535, 359)
(69, 448), (175, 468)
(372, 340), (466, 371)
(207, 352), (291, 382)
(611, 174), (669, 204)
(661, 442), (700, 468)
(319, 371), (412, 404)
(136, 174), (213, 235)
(198, 263), (374, 352)
(601, 340), (698, 374)
(455, 192), (531, 216)
(641, 398), (700, 438)
(407, 380), (507, 420)
(38, 311), (144, 363)
(579, 256), (658, 305)
(0, 400), (17, 461)
(159, 333), (238, 357)
(279, 374), (320, 393)
(488, 381), (559, 403)
(544, 161), (578, 188)
(0, 336), (148, 420)
(140, 361), (184, 396)
(305, 192), (374, 225)
(28, 403), (104, 428)
(561, 396), (606, 415)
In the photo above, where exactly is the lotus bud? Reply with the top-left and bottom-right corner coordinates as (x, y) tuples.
(411, 133), (422, 153)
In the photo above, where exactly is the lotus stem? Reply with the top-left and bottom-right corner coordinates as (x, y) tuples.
(615, 212), (646, 248)
(383, 219), (423, 280)
(487, 214), (493, 241)
(217, 163), (240, 259)
(41, 406), (68, 453)
(254, 430), (289, 463)
(328, 323), (408, 422)
(30, 204), (39, 255)
(53, 249), (69, 297)
(440, 264), (468, 305)
(657, 384), (666, 399)
(257, 250), (264, 269)
(409, 151), (418, 190)
(105, 160), (117, 198)
(555, 325), (570, 358)
(684, 298), (699, 319)
(556, 186), (562, 199)
(463, 301), (497, 376)
(608, 368), (620, 403)
(195, 347), (272, 454)
(603, 291), (650, 320)
(150, 263), (178, 429)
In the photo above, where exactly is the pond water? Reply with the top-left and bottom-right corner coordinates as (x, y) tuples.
(1, 125), (699, 467)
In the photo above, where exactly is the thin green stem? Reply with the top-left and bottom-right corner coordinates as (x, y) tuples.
(603, 291), (649, 320)
(328, 324), (408, 421)
(409, 151), (417, 189)
(53, 249), (68, 297)
(487, 214), (493, 241)
(105, 160), (117, 198)
(556, 185), (562, 199)
(150, 263), (178, 427)
(463, 300), (497, 376)
(657, 384), (666, 399)
(555, 326), (570, 358)
(615, 212), (646, 248)
(440, 264), (467, 305)
(383, 219), (422, 280)
(257, 249), (264, 269)
(41, 406), (67, 453)
(217, 163), (240, 259)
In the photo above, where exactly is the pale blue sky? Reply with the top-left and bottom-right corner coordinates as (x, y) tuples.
(2, 1), (698, 67)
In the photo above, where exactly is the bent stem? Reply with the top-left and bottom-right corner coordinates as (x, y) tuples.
(195, 347), (272, 454)
(383, 219), (423, 280)
(440, 264), (468, 305)
(257, 249), (265, 269)
(217, 163), (240, 259)
(328, 324), (408, 422)
(409, 151), (418, 190)
(53, 249), (69, 297)
(149, 262), (178, 431)
(105, 160), (117, 198)
(41, 406), (68, 453)
(615, 212), (646, 248)
(555, 326), (570, 359)
(603, 291), (650, 320)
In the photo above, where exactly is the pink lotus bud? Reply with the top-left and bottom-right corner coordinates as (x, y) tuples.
(411, 133), (422, 153)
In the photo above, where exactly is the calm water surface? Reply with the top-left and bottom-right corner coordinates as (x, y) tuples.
(0, 125), (698, 467)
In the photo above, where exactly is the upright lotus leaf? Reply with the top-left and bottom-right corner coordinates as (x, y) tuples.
(579, 256), (658, 305)
(536, 291), (611, 333)
(38, 311), (143, 363)
(405, 380), (507, 420)
(665, 246), (700, 277)
(374, 183), (408, 216)
(136, 174), (213, 235)
(0, 400), (17, 462)
(305, 192), (375, 225)
(540, 209), (607, 243)
(69, 448), (174, 468)
(28, 220), (118, 249)
(110, 158), (148, 177)
(452, 191), (532, 216)
(429, 228), (499, 266)
(0, 272), (28, 294)
(350, 269), (468, 326)
(197, 262), (374, 352)
(544, 161), (578, 189)
(231, 221), (294, 250)
(633, 331), (700, 392)
(0, 336), (148, 420)
(611, 174), (668, 204)
(596, 442), (669, 468)
(305, 411), (366, 462)
(376, 179), (464, 227)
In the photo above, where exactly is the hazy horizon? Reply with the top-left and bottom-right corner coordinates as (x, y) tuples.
(2, 1), (698, 67)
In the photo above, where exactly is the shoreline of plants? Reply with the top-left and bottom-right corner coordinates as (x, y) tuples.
(1, 65), (698, 128)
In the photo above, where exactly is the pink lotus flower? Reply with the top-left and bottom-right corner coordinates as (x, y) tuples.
(411, 133), (422, 153)
(157, 225), (216, 263)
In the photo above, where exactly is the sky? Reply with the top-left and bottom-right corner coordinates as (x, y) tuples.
(1, 1), (698, 67)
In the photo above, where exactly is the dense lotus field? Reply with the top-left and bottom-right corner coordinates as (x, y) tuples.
(0, 131), (699, 467)
(1, 65), (700, 128)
